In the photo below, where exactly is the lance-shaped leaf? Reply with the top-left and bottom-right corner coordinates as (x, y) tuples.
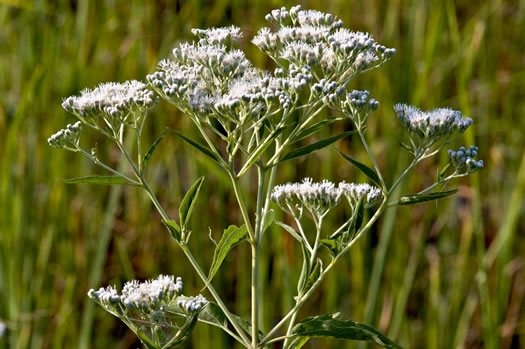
(292, 117), (347, 143)
(162, 219), (182, 241)
(261, 209), (275, 233)
(296, 244), (312, 295)
(346, 194), (365, 242)
(336, 149), (380, 186)
(276, 131), (354, 165)
(170, 129), (227, 168)
(207, 225), (248, 283)
(179, 177), (205, 230)
(302, 258), (322, 295)
(62, 175), (139, 186)
(438, 163), (451, 180)
(289, 314), (403, 349)
(388, 189), (459, 206)
(237, 128), (285, 176)
(141, 128), (169, 175)
(276, 221), (303, 243)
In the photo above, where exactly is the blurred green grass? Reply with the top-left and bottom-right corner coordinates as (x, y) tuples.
(0, 0), (524, 348)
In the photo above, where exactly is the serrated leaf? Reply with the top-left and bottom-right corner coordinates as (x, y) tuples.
(276, 221), (303, 243)
(179, 177), (205, 230)
(336, 149), (381, 186)
(303, 259), (322, 294)
(141, 128), (169, 175)
(290, 314), (403, 349)
(292, 117), (346, 143)
(170, 129), (226, 168)
(388, 189), (459, 206)
(162, 219), (181, 241)
(276, 131), (354, 165)
(238, 128), (285, 176)
(207, 225), (249, 283)
(346, 195), (365, 242)
(319, 239), (342, 256)
(62, 176), (139, 186)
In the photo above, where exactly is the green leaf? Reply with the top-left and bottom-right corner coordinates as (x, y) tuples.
(398, 141), (414, 154)
(179, 177), (205, 230)
(303, 258), (322, 294)
(276, 221), (303, 243)
(297, 244), (311, 295)
(319, 239), (342, 256)
(162, 219), (181, 241)
(439, 163), (451, 179)
(262, 209), (275, 233)
(62, 175), (139, 186)
(276, 131), (354, 165)
(238, 128), (285, 176)
(170, 129), (226, 168)
(207, 225), (249, 283)
(336, 149), (380, 186)
(141, 128), (169, 175)
(389, 189), (459, 206)
(346, 195), (365, 242)
(287, 336), (310, 349)
(292, 117), (346, 143)
(290, 314), (404, 349)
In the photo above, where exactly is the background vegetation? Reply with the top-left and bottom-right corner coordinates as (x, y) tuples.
(1, 0), (524, 348)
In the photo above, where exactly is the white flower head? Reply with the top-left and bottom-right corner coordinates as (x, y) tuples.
(394, 103), (473, 142)
(271, 178), (344, 217)
(62, 81), (156, 124)
(192, 25), (242, 45)
(176, 295), (209, 314)
(338, 182), (383, 206)
(48, 121), (82, 149)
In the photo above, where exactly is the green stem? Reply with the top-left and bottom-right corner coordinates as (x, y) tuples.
(140, 180), (252, 348)
(251, 243), (260, 349)
(74, 146), (140, 185)
(358, 126), (386, 191)
(260, 199), (388, 346)
(229, 171), (256, 243)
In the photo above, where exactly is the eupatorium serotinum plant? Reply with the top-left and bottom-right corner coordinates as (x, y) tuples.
(48, 6), (483, 349)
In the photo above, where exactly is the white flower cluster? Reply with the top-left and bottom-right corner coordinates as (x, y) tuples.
(176, 295), (209, 314)
(61, 81), (156, 129)
(191, 25), (242, 45)
(253, 6), (395, 78)
(88, 275), (183, 315)
(448, 146), (483, 173)
(147, 29), (313, 129)
(338, 182), (383, 206)
(271, 178), (382, 217)
(48, 121), (82, 149)
(393, 103), (473, 144)
(121, 275), (183, 311)
(87, 285), (121, 307)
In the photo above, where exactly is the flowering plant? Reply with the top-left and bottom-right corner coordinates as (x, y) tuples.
(48, 6), (482, 349)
